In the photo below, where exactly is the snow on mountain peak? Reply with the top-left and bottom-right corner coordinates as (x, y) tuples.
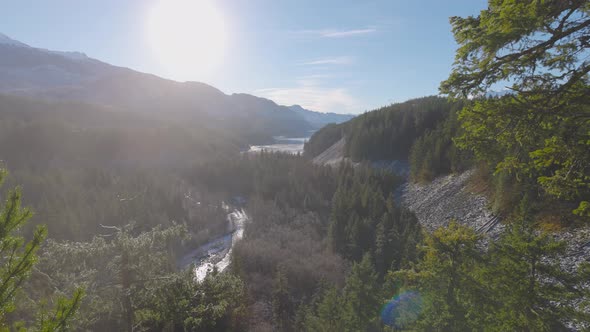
(0, 33), (29, 47)
(48, 50), (89, 61)
(0, 33), (90, 61)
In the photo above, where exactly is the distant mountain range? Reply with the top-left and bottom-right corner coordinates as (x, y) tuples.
(288, 105), (354, 130)
(0, 33), (354, 144)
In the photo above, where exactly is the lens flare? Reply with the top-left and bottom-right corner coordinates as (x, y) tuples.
(380, 290), (422, 328)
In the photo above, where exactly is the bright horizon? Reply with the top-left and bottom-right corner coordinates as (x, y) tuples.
(1, 0), (487, 114)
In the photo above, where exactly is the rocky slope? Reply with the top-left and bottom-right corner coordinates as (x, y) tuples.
(401, 170), (503, 238)
(401, 169), (590, 279)
(312, 137), (347, 166)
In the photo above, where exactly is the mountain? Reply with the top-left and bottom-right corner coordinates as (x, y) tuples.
(0, 32), (29, 47)
(0, 34), (346, 143)
(304, 96), (457, 161)
(288, 105), (354, 129)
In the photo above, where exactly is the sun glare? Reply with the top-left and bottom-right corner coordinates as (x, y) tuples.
(146, 0), (228, 80)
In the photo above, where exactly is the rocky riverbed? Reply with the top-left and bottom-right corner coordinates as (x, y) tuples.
(179, 209), (248, 281)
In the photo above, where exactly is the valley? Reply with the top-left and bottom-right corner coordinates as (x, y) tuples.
(1, 1), (589, 331)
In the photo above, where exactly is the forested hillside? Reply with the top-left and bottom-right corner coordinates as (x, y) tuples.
(0, 38), (334, 144)
(190, 153), (422, 330)
(304, 96), (463, 161)
(0, 93), (237, 240)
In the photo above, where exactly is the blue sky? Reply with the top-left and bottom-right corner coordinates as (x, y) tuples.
(2, 0), (487, 114)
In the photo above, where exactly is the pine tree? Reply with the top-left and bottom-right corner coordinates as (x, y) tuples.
(0, 169), (82, 330)
(272, 268), (293, 331)
(393, 221), (485, 331)
(480, 197), (590, 330)
(342, 253), (380, 331)
(301, 286), (344, 332)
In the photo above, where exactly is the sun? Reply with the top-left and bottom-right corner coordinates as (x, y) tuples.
(146, 0), (228, 80)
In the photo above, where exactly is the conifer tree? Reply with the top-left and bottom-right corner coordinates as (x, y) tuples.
(393, 221), (484, 331)
(272, 268), (293, 331)
(0, 169), (82, 330)
(342, 254), (380, 331)
(480, 197), (590, 330)
(441, 0), (590, 216)
(301, 286), (344, 332)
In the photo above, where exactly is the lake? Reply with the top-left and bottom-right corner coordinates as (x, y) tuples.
(248, 136), (310, 154)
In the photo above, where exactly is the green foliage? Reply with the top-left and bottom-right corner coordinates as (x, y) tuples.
(342, 254), (380, 331)
(31, 223), (187, 331)
(34, 288), (84, 332)
(409, 104), (473, 182)
(198, 154), (421, 329)
(441, 0), (590, 216)
(393, 221), (484, 331)
(392, 214), (589, 330)
(0, 169), (82, 330)
(328, 163), (420, 274)
(300, 286), (344, 332)
(192, 152), (339, 215)
(0, 171), (43, 318)
(0, 93), (235, 242)
(344, 96), (457, 161)
(304, 96), (462, 163)
(272, 268), (294, 330)
(300, 255), (381, 332)
(139, 269), (246, 331)
(480, 220), (586, 330)
(303, 123), (343, 158)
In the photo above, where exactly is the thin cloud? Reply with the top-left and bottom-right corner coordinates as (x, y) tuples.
(321, 28), (376, 38)
(256, 80), (361, 114)
(300, 56), (354, 66)
(293, 28), (377, 39)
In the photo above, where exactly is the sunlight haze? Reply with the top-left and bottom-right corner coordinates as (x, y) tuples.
(1, 0), (487, 114)
(146, 0), (228, 80)
(0, 1), (589, 330)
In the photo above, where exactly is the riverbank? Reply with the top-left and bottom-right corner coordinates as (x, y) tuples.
(179, 208), (248, 281)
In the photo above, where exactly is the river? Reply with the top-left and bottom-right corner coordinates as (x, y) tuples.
(179, 208), (248, 282)
(182, 136), (309, 280)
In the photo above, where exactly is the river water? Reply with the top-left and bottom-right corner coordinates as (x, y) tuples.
(179, 208), (248, 281)
(182, 136), (310, 280)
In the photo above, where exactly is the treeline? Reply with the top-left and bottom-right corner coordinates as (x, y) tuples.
(0, 93), (238, 241)
(7, 214), (247, 331)
(191, 152), (339, 215)
(303, 123), (343, 158)
(0, 94), (252, 330)
(4, 152), (589, 331)
(219, 153), (589, 331)
(345, 96), (461, 161)
(328, 162), (421, 270)
(409, 103), (473, 182)
(302, 213), (590, 331)
(190, 153), (422, 330)
(304, 96), (463, 162)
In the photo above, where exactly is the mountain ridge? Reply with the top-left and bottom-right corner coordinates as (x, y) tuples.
(0, 33), (350, 143)
(288, 104), (354, 129)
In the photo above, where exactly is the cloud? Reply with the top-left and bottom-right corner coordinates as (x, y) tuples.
(293, 28), (377, 39)
(321, 28), (376, 38)
(255, 79), (361, 114)
(300, 56), (354, 66)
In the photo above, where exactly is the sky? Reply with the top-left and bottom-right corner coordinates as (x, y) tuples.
(1, 0), (488, 114)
